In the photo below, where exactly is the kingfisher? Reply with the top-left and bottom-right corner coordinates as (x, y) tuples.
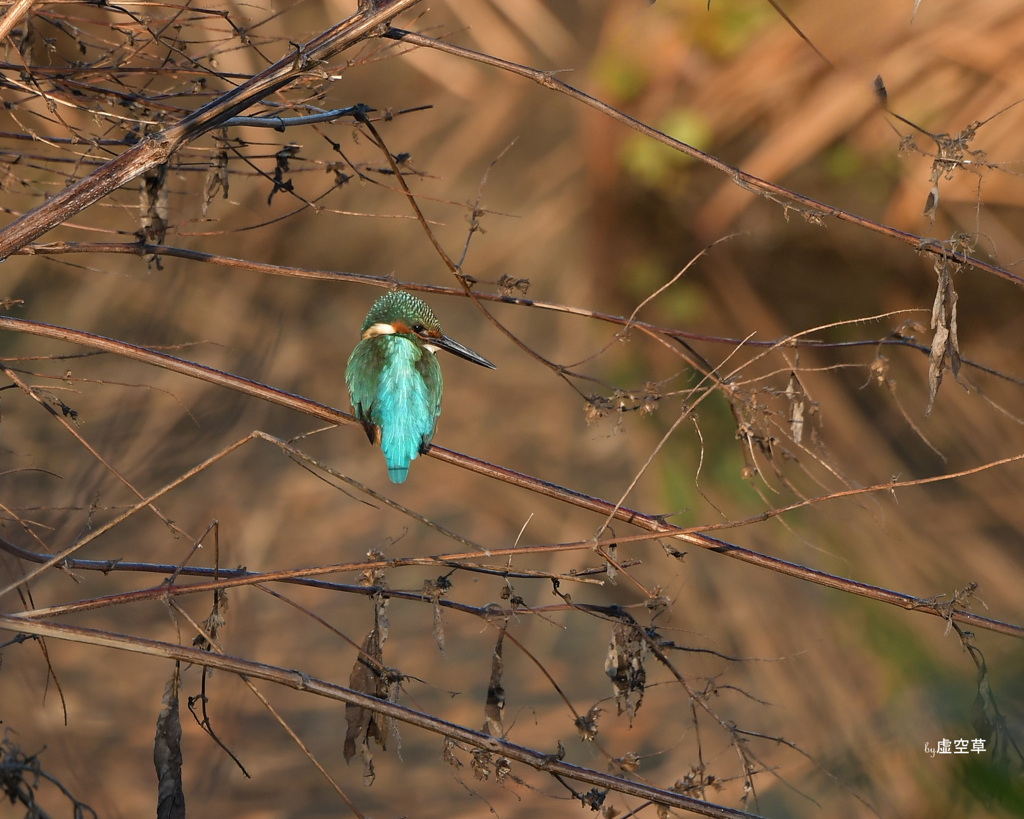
(345, 290), (496, 483)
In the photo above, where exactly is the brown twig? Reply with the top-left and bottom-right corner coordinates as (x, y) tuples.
(19, 241), (1024, 390)
(382, 27), (1024, 290)
(0, 0), (424, 260)
(0, 613), (770, 819)
(0, 315), (1020, 639)
(0, 0), (36, 42)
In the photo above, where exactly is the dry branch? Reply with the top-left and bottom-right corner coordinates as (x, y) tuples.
(0, 315), (1020, 640)
(0, 612), (768, 819)
(383, 27), (1024, 290)
(0, 0), (36, 42)
(0, 0), (423, 260)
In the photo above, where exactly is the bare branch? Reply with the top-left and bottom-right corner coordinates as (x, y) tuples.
(0, 0), (424, 260)
(0, 613), (772, 819)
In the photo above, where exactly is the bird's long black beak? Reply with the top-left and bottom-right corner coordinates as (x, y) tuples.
(434, 334), (496, 369)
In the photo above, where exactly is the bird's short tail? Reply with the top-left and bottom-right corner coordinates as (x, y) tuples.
(384, 443), (420, 484)
(387, 462), (410, 483)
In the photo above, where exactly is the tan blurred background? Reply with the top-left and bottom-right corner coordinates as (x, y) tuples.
(1, 0), (1023, 816)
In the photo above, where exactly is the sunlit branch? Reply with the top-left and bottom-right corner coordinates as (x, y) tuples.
(0, 315), (1020, 639)
(383, 27), (1024, 290)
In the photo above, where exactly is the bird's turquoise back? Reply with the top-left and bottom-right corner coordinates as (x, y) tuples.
(346, 332), (443, 483)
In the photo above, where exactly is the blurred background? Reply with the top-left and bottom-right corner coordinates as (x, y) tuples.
(1, 0), (1023, 816)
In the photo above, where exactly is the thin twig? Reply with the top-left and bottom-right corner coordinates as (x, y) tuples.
(18, 241), (1024, 388)
(0, 316), (1021, 639)
(383, 27), (1024, 289)
(0, 0), (424, 260)
(0, 0), (36, 42)
(224, 104), (373, 130)
(0, 613), (770, 819)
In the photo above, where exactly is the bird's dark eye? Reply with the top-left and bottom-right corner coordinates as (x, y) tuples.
(412, 323), (425, 333)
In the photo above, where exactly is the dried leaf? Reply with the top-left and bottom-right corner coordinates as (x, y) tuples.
(442, 737), (461, 770)
(922, 183), (939, 224)
(927, 261), (961, 414)
(575, 705), (602, 741)
(584, 396), (606, 426)
(139, 163), (168, 269)
(646, 594), (671, 619)
(360, 744), (376, 787)
(432, 602), (445, 653)
(358, 549), (387, 587)
(471, 748), (492, 780)
(154, 666), (185, 819)
(192, 589), (228, 652)
(423, 575), (451, 653)
(604, 622), (647, 723)
(496, 273), (530, 296)
(373, 590), (389, 644)
(873, 74), (887, 106)
(344, 630), (387, 764)
(483, 629), (506, 738)
(267, 143), (299, 204)
(139, 163), (168, 243)
(662, 543), (687, 560)
(785, 372), (805, 444)
(494, 756), (512, 784)
(202, 132), (230, 216)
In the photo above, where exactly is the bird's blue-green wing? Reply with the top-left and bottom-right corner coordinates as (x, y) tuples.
(345, 338), (382, 445)
(415, 351), (443, 454)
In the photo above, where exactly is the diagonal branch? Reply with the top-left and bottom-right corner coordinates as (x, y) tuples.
(0, 315), (1021, 640)
(0, 0), (36, 42)
(383, 27), (1024, 290)
(0, 613), (768, 819)
(17, 241), (1024, 390)
(0, 0), (423, 261)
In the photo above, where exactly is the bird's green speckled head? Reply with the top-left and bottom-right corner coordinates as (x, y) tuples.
(361, 291), (441, 337)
